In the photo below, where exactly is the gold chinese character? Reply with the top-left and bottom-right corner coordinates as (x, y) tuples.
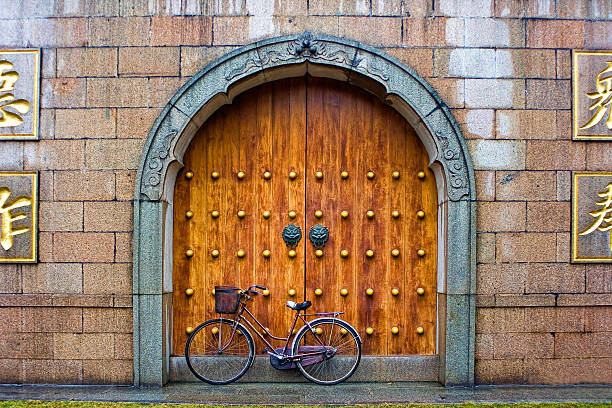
(0, 186), (31, 251)
(0, 60), (30, 128)
(579, 182), (612, 250)
(580, 61), (612, 130)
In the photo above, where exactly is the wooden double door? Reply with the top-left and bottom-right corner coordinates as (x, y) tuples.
(173, 77), (437, 356)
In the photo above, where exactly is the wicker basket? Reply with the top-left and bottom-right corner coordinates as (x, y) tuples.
(214, 286), (240, 314)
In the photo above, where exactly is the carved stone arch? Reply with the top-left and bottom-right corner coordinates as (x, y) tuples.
(133, 33), (476, 386)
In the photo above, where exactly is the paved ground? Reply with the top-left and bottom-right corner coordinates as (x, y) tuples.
(0, 382), (611, 404)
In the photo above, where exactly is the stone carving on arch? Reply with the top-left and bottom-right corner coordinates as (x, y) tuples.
(133, 32), (476, 387)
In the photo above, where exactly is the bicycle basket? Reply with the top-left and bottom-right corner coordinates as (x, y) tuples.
(214, 286), (240, 314)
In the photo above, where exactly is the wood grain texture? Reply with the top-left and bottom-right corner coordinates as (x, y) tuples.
(172, 76), (437, 356)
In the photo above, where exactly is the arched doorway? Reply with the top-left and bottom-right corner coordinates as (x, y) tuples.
(133, 33), (476, 386)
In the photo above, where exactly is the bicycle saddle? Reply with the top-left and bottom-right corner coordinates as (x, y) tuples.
(286, 300), (311, 311)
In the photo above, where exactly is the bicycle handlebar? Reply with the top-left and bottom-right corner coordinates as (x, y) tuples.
(246, 285), (267, 296)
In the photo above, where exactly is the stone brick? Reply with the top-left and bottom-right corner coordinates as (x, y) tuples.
(55, 108), (117, 139)
(85, 139), (143, 170)
(527, 19), (584, 49)
(373, 0), (429, 16)
(39, 171), (54, 201)
(339, 17), (402, 47)
(525, 263), (585, 294)
(586, 142), (612, 171)
(435, 49), (545, 79)
(21, 263), (83, 294)
(383, 48), (433, 78)
(0, 333), (53, 359)
(495, 110), (557, 140)
(465, 79), (525, 109)
(275, 16), (340, 37)
(180, 46), (238, 77)
(584, 306), (612, 332)
(23, 140), (84, 170)
(39, 201), (83, 232)
(41, 48), (57, 79)
(453, 109), (495, 139)
(39, 109), (55, 140)
(115, 233), (133, 263)
(26, 17), (88, 47)
(118, 47), (179, 77)
(556, 49), (571, 80)
(496, 233), (557, 263)
(0, 307), (21, 332)
(556, 0), (611, 19)
(403, 17), (464, 47)
(476, 307), (525, 333)
(213, 16), (252, 45)
(0, 359), (22, 383)
(477, 296), (495, 307)
(584, 21), (612, 50)
(524, 307), (585, 333)
(115, 171), (136, 200)
(84, 201), (132, 232)
(0, 264), (20, 293)
(309, 0), (370, 15)
(555, 110), (571, 140)
(477, 201), (526, 232)
(586, 265), (612, 293)
(52, 294), (113, 308)
(464, 18), (524, 48)
(151, 16), (212, 46)
(38, 232), (53, 262)
(0, 294), (53, 307)
(557, 294), (612, 307)
(556, 232), (570, 262)
(556, 171), (571, 201)
(475, 171), (495, 201)
(87, 77), (149, 108)
(117, 108), (161, 139)
(493, 333), (554, 359)
(57, 47), (117, 77)
(41, 78), (86, 108)
(83, 308), (132, 333)
(475, 359), (523, 385)
(114, 333), (133, 359)
(89, 17), (150, 46)
(555, 333), (611, 358)
(475, 333), (494, 359)
(22, 359), (83, 384)
(21, 307), (83, 333)
(54, 333), (115, 359)
(148, 76), (187, 107)
(436, 0), (493, 16)
(0, 142), (23, 170)
(115, 296), (133, 308)
(476, 233), (495, 263)
(82, 359), (132, 384)
(476, 263), (526, 295)
(467, 140), (525, 170)
(53, 232), (115, 263)
(83, 263), (132, 295)
(496, 171), (556, 201)
(524, 357), (612, 384)
(526, 201), (570, 232)
(526, 80), (571, 110)
(494, 0), (554, 18)
(54, 171), (115, 201)
(427, 78), (464, 108)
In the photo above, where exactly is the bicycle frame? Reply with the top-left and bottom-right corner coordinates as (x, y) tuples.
(220, 295), (343, 361)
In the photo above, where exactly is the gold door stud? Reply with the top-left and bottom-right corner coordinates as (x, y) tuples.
(341, 210), (349, 219)
(185, 288), (194, 296)
(185, 249), (194, 258)
(417, 210), (425, 219)
(315, 249), (324, 257)
(237, 249), (245, 258)
(392, 171), (400, 179)
(416, 287), (425, 296)
(391, 288), (400, 296)
(340, 249), (349, 258)
(185, 210), (194, 219)
(314, 288), (323, 296)
(288, 249), (297, 258)
(392, 210), (400, 218)
(391, 248), (400, 257)
(365, 327), (374, 335)
(262, 249), (271, 258)
(341, 171), (349, 179)
(416, 326), (424, 335)
(263, 171), (271, 180)
(263, 289), (270, 296)
(289, 171), (297, 180)
(365, 288), (374, 296)
(211, 171), (219, 180)
(237, 210), (246, 218)
(366, 249), (374, 258)
(314, 210), (323, 218)
(185, 171), (194, 180)
(211, 210), (220, 218)
(417, 171), (425, 179)
(417, 249), (426, 257)
(366, 210), (375, 219)
(315, 171), (323, 180)
(186, 326), (194, 334)
(211, 249), (220, 258)
(340, 288), (348, 296)
(288, 210), (297, 219)
(263, 210), (271, 219)
(366, 171), (375, 180)
(288, 288), (296, 297)
(237, 171), (245, 180)
(391, 326), (399, 334)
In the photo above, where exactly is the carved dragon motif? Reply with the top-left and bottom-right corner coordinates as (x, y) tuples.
(141, 129), (178, 199)
(435, 130), (470, 201)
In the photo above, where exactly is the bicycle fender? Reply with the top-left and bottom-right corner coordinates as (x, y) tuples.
(291, 317), (362, 353)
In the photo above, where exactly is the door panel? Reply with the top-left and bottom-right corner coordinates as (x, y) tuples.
(172, 76), (437, 356)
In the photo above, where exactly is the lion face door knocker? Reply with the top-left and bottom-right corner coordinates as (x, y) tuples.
(282, 223), (302, 249)
(309, 224), (329, 251)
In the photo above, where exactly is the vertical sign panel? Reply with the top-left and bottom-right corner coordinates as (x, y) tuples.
(0, 49), (40, 140)
(0, 171), (38, 263)
(572, 172), (612, 262)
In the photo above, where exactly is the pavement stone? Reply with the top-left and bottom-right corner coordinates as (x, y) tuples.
(0, 383), (611, 404)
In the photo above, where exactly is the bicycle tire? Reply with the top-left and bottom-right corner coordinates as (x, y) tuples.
(292, 317), (361, 385)
(185, 318), (254, 385)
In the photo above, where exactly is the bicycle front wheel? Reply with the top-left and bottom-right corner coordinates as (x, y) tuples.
(185, 318), (254, 385)
(292, 317), (361, 385)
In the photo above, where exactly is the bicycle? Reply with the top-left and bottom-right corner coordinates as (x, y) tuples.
(185, 285), (362, 385)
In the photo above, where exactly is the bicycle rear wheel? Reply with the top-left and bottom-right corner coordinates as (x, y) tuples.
(292, 317), (361, 385)
(185, 318), (254, 385)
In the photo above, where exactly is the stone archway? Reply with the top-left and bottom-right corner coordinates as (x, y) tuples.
(133, 32), (476, 386)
